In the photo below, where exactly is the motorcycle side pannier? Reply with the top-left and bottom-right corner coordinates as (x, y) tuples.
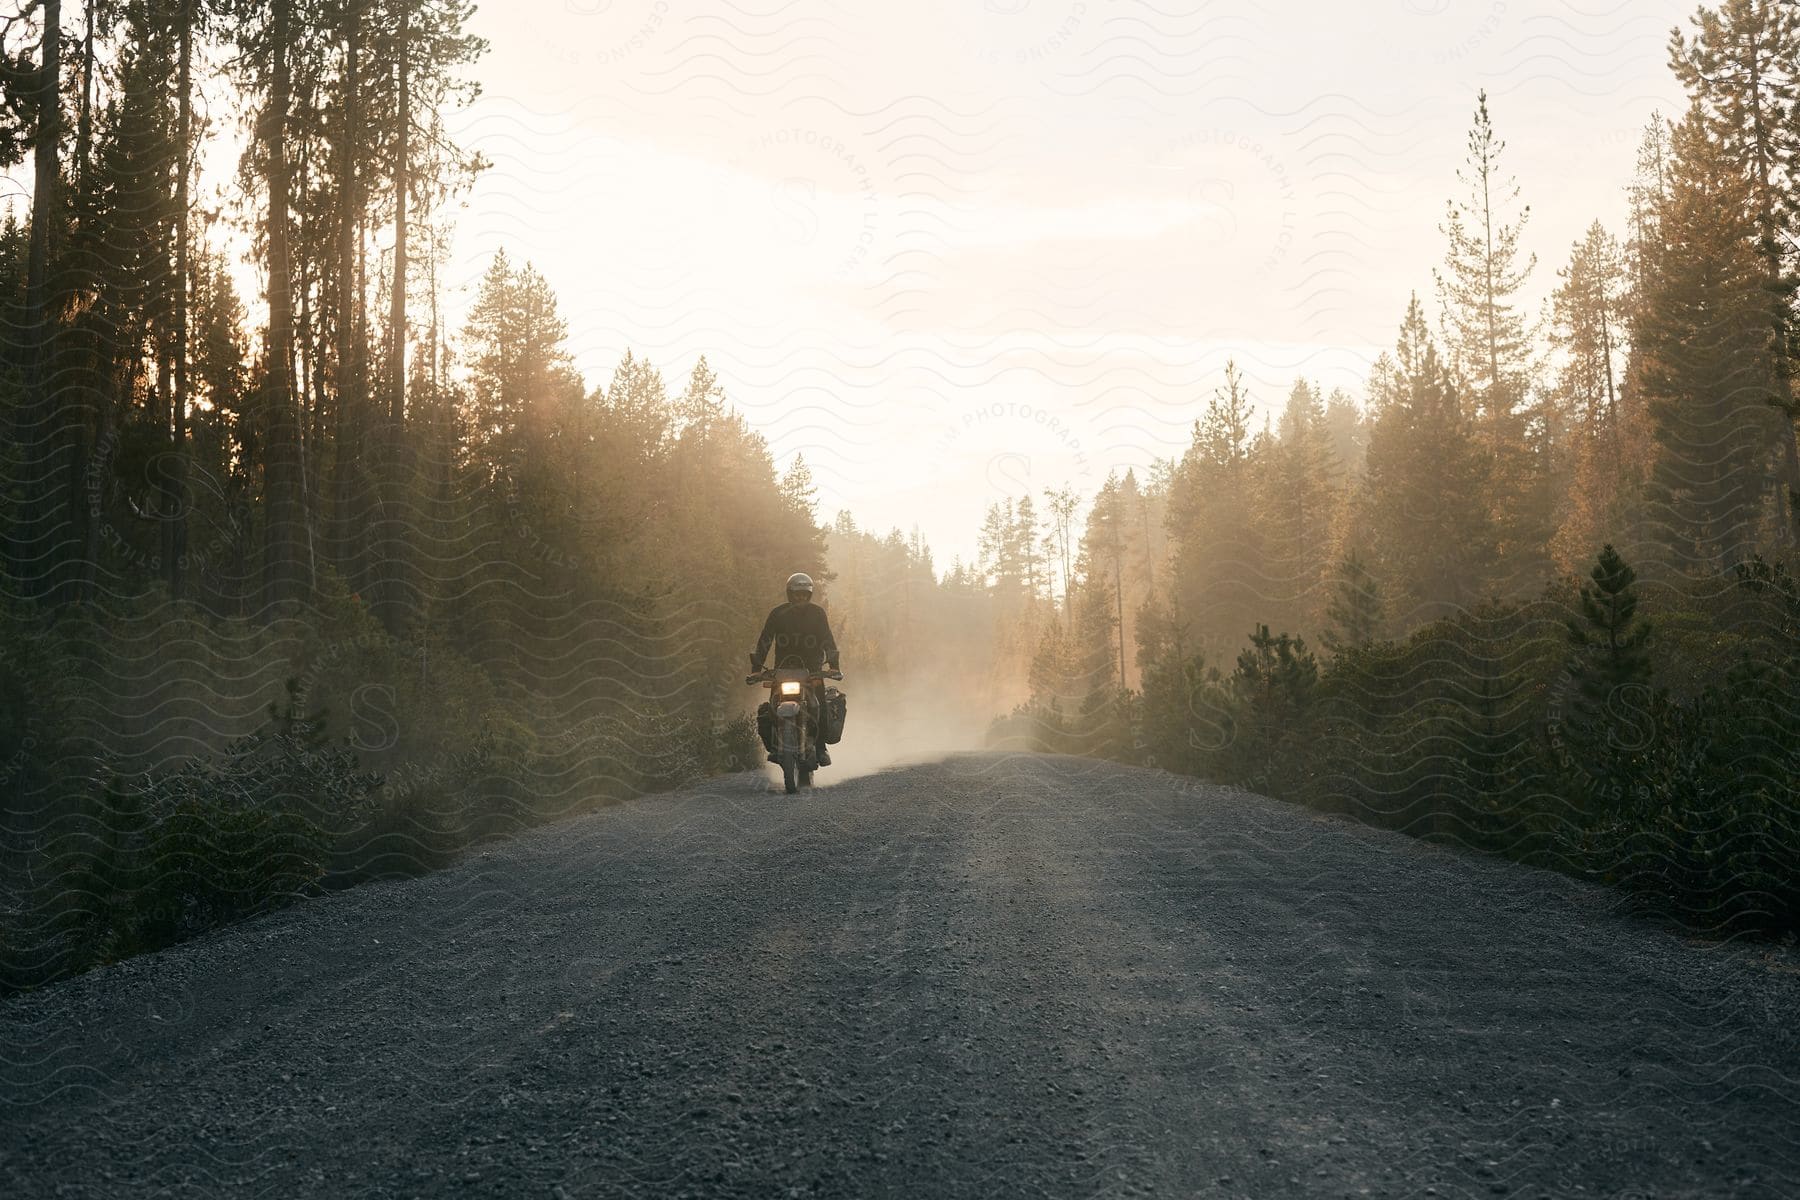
(821, 687), (847, 744)
(756, 701), (776, 753)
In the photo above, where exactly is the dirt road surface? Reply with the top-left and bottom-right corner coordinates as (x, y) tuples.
(3, 753), (1796, 1197)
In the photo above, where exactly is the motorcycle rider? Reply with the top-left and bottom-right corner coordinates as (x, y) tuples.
(750, 572), (841, 766)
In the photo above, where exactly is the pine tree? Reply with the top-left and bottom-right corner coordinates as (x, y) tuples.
(1042, 484), (1080, 627)
(54, 2), (163, 583)
(1363, 295), (1496, 618)
(1436, 91), (1537, 425)
(1080, 474), (1131, 688)
(1321, 549), (1385, 654)
(323, 0), (372, 586)
(1231, 625), (1318, 715)
(1636, 111), (1783, 570)
(365, 0), (486, 626)
(1567, 545), (1653, 672)
(1548, 221), (1645, 571)
(1321, 387), (1367, 477)
(242, 0), (307, 607)
(1671, 0), (1797, 253)
(1163, 360), (1266, 660)
(1028, 616), (1076, 708)
(1198, 359), (1253, 469)
(1134, 589), (1215, 774)
(1562, 543), (1654, 799)
(9, 0), (74, 601)
(677, 356), (725, 437)
(463, 251), (574, 474)
(1671, 0), (1800, 542)
(1113, 469), (1156, 680)
(1261, 379), (1340, 634)
(1220, 624), (1319, 786)
(779, 454), (819, 523)
(1137, 461), (1170, 601)
(1550, 222), (1628, 440)
(977, 500), (1012, 595)
(186, 250), (256, 609)
(163, 0), (199, 599)
(1435, 90), (1545, 584)
(1626, 115), (1673, 301)
(1012, 493), (1043, 601)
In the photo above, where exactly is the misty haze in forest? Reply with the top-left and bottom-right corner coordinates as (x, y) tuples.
(0, 0), (1796, 998)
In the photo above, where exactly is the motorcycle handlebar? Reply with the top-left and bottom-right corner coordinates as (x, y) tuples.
(745, 669), (843, 685)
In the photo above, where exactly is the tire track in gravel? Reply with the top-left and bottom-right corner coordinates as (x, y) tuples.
(2, 752), (1797, 1198)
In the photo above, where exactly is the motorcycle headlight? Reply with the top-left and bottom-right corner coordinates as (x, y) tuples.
(780, 681), (802, 696)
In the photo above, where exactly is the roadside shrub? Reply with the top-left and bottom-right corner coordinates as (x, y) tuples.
(1577, 662), (1800, 931)
(1110, 546), (1800, 935)
(713, 713), (763, 774)
(2, 696), (380, 989)
(1214, 626), (1320, 796)
(1137, 652), (1223, 777)
(985, 701), (1068, 754)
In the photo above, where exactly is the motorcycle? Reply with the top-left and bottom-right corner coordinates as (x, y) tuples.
(745, 663), (843, 794)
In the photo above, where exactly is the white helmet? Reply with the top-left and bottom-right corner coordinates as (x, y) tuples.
(785, 572), (814, 596)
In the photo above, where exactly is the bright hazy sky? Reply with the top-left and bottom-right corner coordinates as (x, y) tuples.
(444, 0), (1691, 569)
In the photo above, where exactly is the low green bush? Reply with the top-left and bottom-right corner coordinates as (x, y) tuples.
(2, 696), (379, 989)
(999, 548), (1800, 935)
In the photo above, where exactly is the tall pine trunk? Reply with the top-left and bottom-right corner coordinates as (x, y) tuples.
(331, 0), (362, 580)
(1113, 556), (1125, 689)
(262, 0), (305, 609)
(375, 6), (411, 629)
(1744, 45), (1800, 545)
(76, 2), (92, 189)
(163, 0), (193, 598)
(15, 0), (72, 603)
(390, 7), (409, 432)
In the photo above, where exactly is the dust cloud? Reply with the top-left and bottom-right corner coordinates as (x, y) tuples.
(815, 670), (996, 783)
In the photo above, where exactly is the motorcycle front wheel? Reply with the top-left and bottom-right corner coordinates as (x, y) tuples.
(780, 754), (799, 794)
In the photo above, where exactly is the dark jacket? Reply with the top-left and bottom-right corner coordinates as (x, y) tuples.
(753, 601), (839, 671)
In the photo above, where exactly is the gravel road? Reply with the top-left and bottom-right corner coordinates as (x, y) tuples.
(2, 753), (1797, 1198)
